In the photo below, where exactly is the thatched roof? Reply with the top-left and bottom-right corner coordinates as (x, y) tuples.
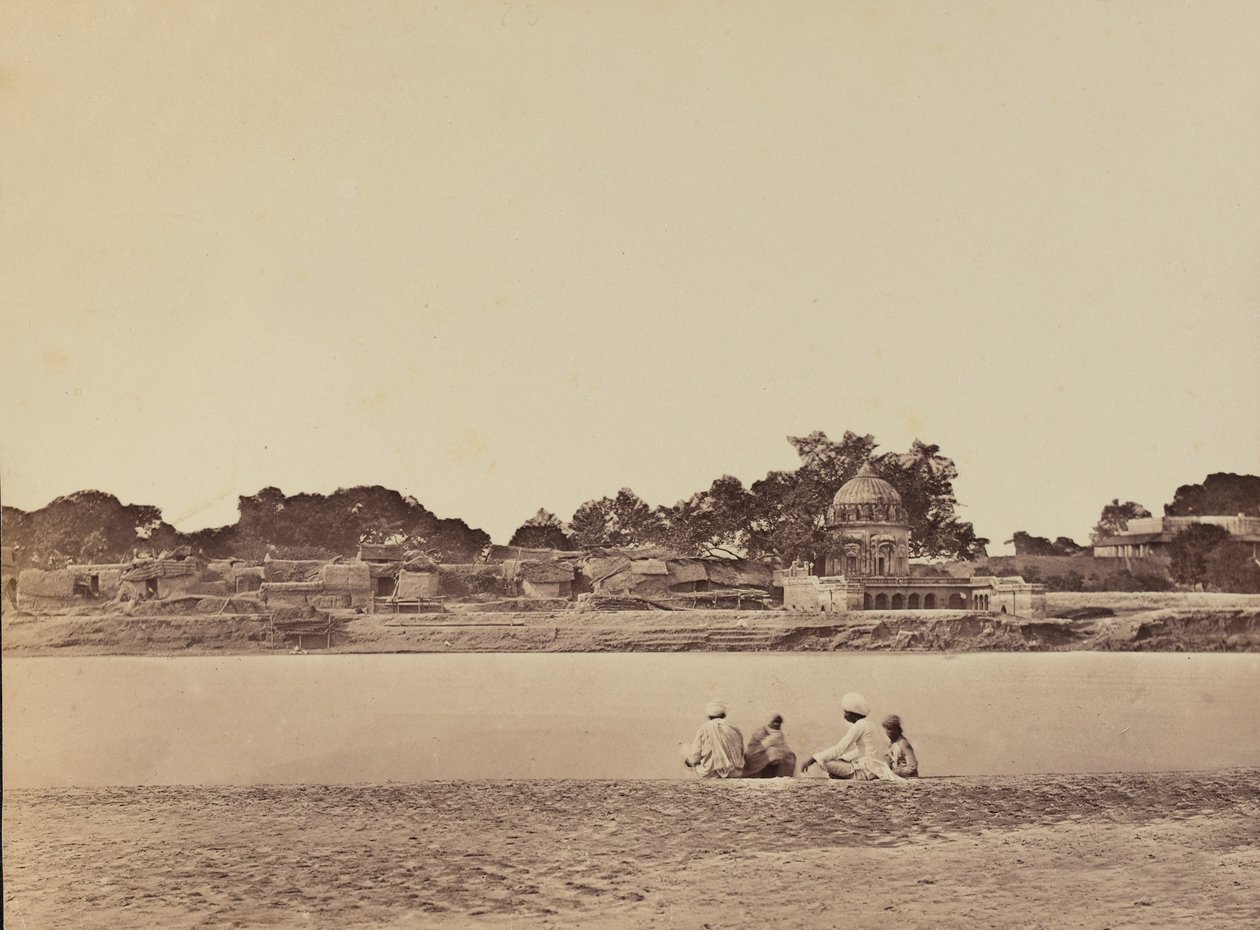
(519, 561), (576, 584)
(122, 560), (199, 582)
(667, 561), (708, 584)
(705, 559), (771, 588)
(402, 555), (439, 573)
(583, 556), (631, 585)
(630, 559), (669, 576)
(585, 545), (679, 561)
(18, 568), (78, 598)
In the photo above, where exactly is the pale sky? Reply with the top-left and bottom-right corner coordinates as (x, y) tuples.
(2, 1), (1257, 552)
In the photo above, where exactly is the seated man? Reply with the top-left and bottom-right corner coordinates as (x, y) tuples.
(883, 714), (919, 778)
(741, 714), (798, 778)
(683, 700), (745, 778)
(800, 692), (899, 781)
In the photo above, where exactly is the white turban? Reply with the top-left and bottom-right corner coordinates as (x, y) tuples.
(840, 692), (870, 717)
(705, 700), (727, 718)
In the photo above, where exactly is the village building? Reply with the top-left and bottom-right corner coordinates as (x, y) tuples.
(206, 559), (265, 594)
(780, 463), (1045, 617)
(255, 546), (441, 613)
(66, 562), (128, 599)
(517, 561), (577, 598)
(118, 553), (206, 601)
(1092, 515), (1260, 560)
(581, 548), (772, 606)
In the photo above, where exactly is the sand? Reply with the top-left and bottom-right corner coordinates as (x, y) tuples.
(5, 771), (1258, 929)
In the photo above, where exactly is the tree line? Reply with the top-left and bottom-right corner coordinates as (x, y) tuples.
(509, 431), (988, 564)
(1, 487), (491, 567)
(2, 431), (987, 568)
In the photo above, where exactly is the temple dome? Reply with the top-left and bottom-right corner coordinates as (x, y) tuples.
(832, 462), (903, 507)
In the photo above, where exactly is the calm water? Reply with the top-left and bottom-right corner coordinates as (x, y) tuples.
(3, 653), (1258, 786)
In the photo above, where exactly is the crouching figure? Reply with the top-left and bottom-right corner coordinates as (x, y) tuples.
(740, 714), (797, 778)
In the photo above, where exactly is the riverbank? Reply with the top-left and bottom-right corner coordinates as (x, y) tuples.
(5, 771), (1258, 929)
(4, 593), (1260, 654)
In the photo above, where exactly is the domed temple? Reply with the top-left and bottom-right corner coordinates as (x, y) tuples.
(821, 463), (911, 578)
(779, 463), (1046, 617)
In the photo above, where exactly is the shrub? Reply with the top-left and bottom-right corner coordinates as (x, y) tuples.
(1205, 543), (1260, 594)
(1042, 570), (1085, 592)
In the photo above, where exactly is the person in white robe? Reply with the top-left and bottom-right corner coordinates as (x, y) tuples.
(683, 700), (745, 779)
(801, 692), (901, 781)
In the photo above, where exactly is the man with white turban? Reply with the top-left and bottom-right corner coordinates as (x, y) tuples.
(683, 700), (745, 778)
(801, 692), (900, 781)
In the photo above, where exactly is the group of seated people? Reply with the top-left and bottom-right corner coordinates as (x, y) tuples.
(682, 693), (918, 781)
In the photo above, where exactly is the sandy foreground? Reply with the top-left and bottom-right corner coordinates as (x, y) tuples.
(4, 772), (1258, 929)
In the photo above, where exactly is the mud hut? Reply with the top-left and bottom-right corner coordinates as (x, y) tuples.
(262, 555), (328, 583)
(581, 550), (772, 603)
(368, 555), (441, 610)
(119, 558), (204, 600)
(259, 580), (324, 610)
(66, 563), (128, 599)
(319, 562), (373, 610)
(16, 567), (79, 610)
(518, 561), (576, 599)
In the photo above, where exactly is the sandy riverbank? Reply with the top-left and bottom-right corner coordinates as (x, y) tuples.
(5, 771), (1258, 929)
(4, 596), (1260, 655)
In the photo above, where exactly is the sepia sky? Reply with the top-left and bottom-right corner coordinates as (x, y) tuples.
(2, 1), (1257, 552)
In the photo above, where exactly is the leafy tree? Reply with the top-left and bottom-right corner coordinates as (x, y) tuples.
(1, 491), (174, 564)
(508, 509), (576, 551)
(568, 489), (666, 548)
(774, 434), (987, 561)
(1205, 542), (1260, 594)
(1092, 499), (1152, 541)
(569, 498), (614, 548)
(871, 441), (985, 559)
(1008, 532), (1086, 556)
(1009, 531), (1058, 556)
(743, 469), (831, 565)
(181, 486), (489, 561)
(1053, 536), (1088, 556)
(579, 432), (988, 564)
(1165, 473), (1260, 517)
(1168, 523), (1231, 587)
(654, 476), (754, 557)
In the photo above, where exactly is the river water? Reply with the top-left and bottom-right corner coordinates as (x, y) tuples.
(4, 653), (1258, 786)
